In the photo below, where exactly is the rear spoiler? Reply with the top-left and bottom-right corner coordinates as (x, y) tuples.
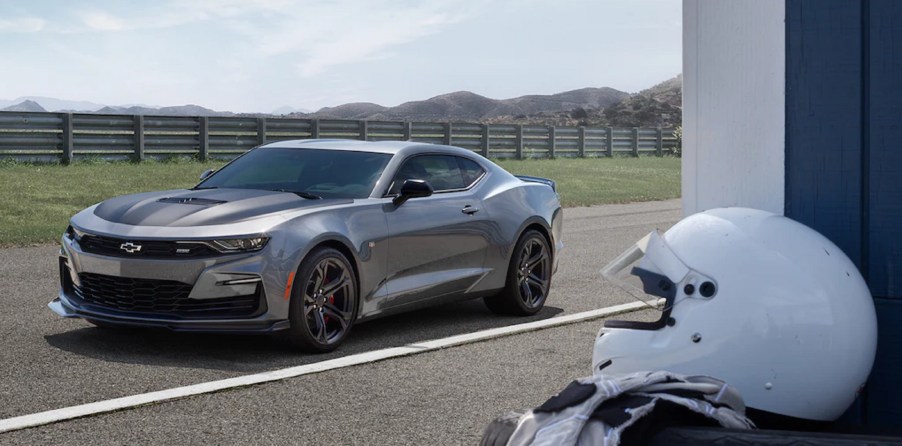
(515, 175), (556, 192)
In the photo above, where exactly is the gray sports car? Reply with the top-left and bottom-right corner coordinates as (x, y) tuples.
(50, 139), (563, 351)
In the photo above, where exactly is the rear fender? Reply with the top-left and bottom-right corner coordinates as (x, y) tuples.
(514, 175), (556, 192)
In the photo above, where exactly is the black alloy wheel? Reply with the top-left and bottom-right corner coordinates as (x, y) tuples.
(515, 236), (551, 308)
(484, 229), (551, 316)
(284, 247), (357, 352)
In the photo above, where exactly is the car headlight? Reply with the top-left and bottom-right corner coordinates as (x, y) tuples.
(66, 225), (87, 241)
(211, 236), (269, 252)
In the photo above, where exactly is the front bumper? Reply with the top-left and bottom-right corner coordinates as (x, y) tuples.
(52, 233), (292, 333)
(48, 295), (289, 333)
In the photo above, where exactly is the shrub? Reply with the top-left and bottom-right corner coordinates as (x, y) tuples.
(672, 126), (682, 157)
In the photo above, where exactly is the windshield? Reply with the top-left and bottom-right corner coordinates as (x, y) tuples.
(196, 147), (392, 199)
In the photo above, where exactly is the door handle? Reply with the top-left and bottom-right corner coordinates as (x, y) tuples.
(462, 205), (479, 215)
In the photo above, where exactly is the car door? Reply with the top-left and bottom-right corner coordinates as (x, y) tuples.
(379, 154), (492, 310)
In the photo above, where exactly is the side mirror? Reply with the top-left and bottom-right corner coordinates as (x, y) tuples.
(392, 179), (433, 206)
(199, 168), (215, 181)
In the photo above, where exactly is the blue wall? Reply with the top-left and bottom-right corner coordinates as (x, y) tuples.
(786, 0), (902, 427)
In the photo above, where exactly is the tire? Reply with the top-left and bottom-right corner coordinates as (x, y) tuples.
(484, 229), (552, 316)
(282, 247), (358, 353)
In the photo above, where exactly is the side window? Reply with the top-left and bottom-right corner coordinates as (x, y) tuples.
(389, 155), (484, 195)
(389, 156), (431, 195)
(457, 157), (486, 189)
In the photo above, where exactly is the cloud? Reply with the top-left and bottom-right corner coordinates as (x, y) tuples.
(0, 0), (684, 115)
(0, 17), (45, 33)
(59, 0), (478, 78)
(223, 0), (478, 77)
(79, 11), (127, 31)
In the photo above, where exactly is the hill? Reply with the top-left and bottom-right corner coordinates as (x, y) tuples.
(1, 100), (46, 112)
(1, 75), (681, 127)
(95, 104), (233, 116)
(302, 87), (631, 122)
(638, 74), (682, 107)
(484, 75), (682, 128)
(299, 77), (679, 127)
(314, 102), (388, 119)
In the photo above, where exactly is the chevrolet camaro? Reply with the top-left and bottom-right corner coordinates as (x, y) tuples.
(50, 139), (563, 351)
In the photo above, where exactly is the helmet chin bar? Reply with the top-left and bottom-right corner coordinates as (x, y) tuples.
(604, 267), (677, 330)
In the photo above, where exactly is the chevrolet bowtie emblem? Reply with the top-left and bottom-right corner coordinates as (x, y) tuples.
(120, 242), (142, 253)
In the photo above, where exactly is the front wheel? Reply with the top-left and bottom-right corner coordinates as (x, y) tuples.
(484, 230), (552, 316)
(282, 247), (358, 352)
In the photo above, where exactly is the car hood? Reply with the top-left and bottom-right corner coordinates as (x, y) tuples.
(92, 188), (351, 227)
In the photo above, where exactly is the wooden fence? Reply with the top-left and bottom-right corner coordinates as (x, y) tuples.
(0, 111), (678, 163)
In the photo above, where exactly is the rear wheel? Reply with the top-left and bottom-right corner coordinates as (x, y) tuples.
(484, 229), (552, 316)
(283, 247), (358, 352)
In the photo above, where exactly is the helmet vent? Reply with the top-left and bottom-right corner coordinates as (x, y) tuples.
(597, 359), (613, 371)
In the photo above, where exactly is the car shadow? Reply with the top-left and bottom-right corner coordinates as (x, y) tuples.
(43, 300), (565, 373)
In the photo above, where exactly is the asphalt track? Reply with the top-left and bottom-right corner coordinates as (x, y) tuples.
(0, 199), (680, 444)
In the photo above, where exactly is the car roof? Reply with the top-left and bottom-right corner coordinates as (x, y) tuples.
(259, 139), (478, 157)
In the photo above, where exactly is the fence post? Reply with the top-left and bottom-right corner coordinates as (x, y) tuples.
(257, 117), (267, 145)
(632, 127), (640, 157)
(515, 125), (524, 159)
(481, 124), (490, 157)
(606, 127), (614, 157)
(134, 115), (145, 161)
(656, 128), (664, 156)
(444, 122), (452, 145)
(403, 121), (412, 141)
(62, 113), (74, 164)
(548, 126), (556, 159)
(578, 126), (586, 157)
(311, 119), (320, 139)
(199, 117), (209, 162)
(360, 120), (368, 141)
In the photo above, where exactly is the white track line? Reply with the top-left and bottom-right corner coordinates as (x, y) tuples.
(0, 301), (648, 434)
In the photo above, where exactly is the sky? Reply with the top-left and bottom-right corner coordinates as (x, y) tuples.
(0, 0), (682, 114)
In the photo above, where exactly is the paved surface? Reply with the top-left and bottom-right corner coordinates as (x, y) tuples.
(0, 199), (680, 444)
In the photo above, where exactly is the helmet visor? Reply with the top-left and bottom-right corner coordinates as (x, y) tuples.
(601, 230), (692, 330)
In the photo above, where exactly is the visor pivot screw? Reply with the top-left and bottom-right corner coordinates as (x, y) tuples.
(765, 382), (773, 390)
(699, 281), (716, 298)
(684, 284), (695, 295)
(691, 333), (702, 343)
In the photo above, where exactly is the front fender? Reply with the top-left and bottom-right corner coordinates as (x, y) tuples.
(269, 201), (389, 312)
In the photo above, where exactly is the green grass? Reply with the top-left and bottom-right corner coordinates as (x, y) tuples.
(0, 159), (221, 247)
(496, 156), (680, 207)
(0, 156), (680, 247)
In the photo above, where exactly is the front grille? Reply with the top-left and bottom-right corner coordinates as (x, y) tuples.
(72, 273), (262, 319)
(79, 234), (219, 259)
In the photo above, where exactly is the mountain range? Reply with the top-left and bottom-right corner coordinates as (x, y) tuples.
(310, 87), (630, 121)
(0, 75), (682, 127)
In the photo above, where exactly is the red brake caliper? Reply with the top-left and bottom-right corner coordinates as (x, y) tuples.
(323, 293), (335, 325)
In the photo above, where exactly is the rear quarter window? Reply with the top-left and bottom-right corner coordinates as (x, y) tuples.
(457, 157), (486, 189)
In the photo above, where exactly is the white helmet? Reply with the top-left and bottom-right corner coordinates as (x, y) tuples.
(592, 207), (877, 422)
